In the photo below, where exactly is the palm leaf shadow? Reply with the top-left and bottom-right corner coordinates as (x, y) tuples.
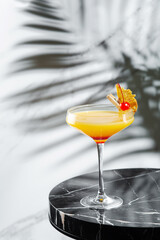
(10, 0), (160, 167)
(117, 53), (160, 151)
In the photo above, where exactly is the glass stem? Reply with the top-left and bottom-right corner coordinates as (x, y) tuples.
(96, 143), (106, 202)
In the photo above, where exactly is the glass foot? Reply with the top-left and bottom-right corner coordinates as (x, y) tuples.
(80, 194), (123, 210)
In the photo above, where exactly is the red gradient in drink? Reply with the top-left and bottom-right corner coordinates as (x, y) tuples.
(91, 136), (110, 143)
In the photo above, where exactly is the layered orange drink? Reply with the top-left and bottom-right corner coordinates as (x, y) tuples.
(66, 107), (134, 143)
(66, 84), (137, 144)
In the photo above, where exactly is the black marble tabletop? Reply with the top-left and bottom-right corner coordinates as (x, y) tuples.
(49, 168), (160, 240)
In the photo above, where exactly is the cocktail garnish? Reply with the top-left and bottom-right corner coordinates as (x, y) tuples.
(116, 84), (138, 112)
(107, 94), (121, 110)
(117, 83), (124, 103)
(116, 83), (130, 111)
(120, 101), (130, 111)
(107, 83), (138, 112)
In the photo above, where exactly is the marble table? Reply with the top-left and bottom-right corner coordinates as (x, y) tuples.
(49, 168), (160, 239)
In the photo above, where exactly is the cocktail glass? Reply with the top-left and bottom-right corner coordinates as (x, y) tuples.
(66, 104), (134, 209)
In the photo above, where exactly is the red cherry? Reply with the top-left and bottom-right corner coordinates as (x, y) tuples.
(120, 102), (130, 111)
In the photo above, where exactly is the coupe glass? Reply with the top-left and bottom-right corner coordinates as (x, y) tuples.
(66, 104), (134, 209)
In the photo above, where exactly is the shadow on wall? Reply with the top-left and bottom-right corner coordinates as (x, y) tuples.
(8, 0), (160, 161)
(0, 0), (160, 239)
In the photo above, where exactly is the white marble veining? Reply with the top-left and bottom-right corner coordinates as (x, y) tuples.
(49, 169), (160, 235)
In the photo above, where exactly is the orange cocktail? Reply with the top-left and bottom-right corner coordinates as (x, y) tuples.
(66, 84), (137, 210)
(66, 108), (134, 143)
